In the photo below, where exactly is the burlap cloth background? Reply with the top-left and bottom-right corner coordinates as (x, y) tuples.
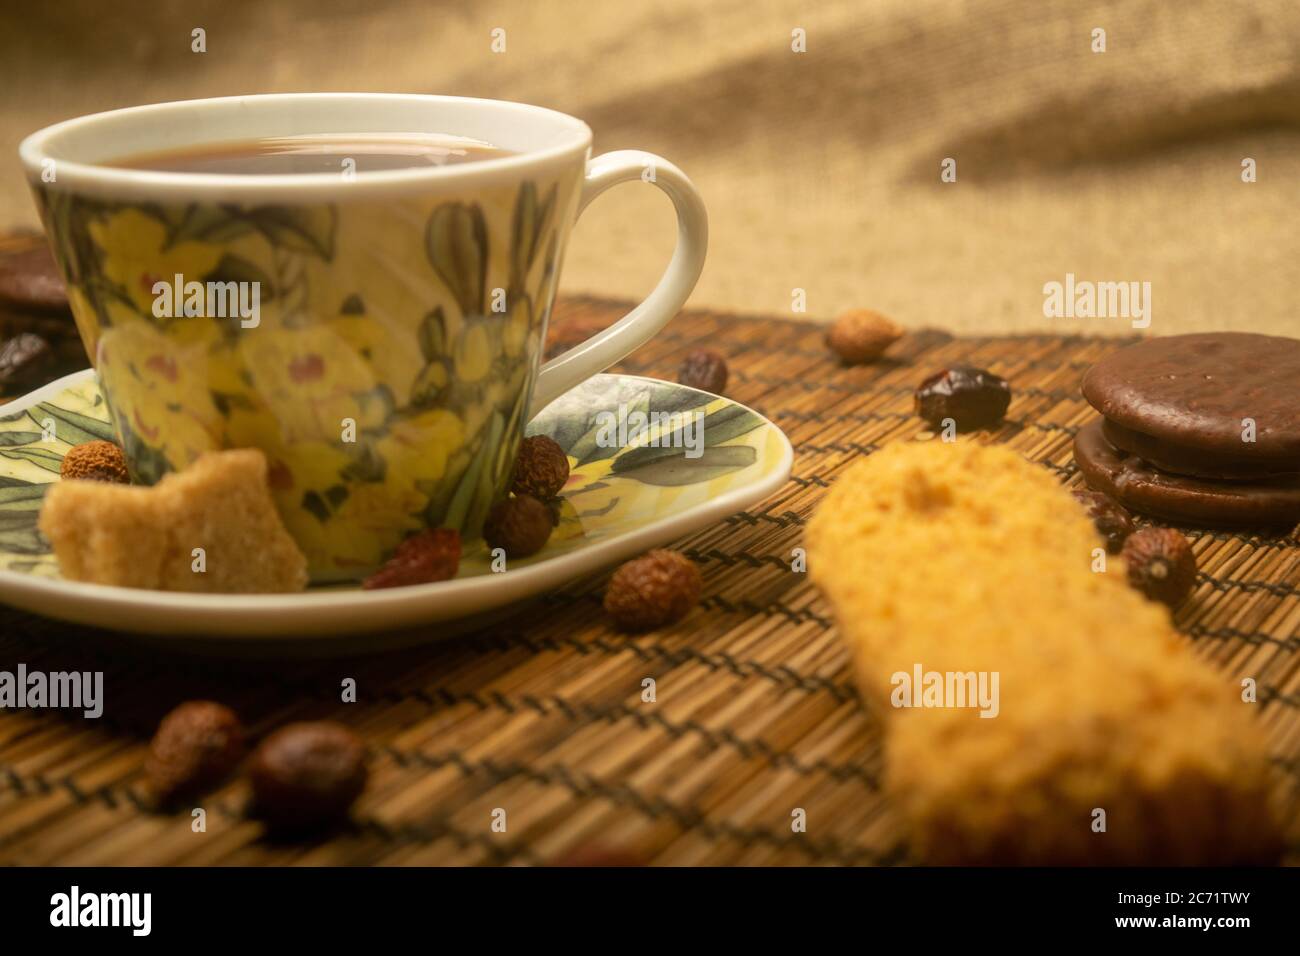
(1, 0), (1298, 335)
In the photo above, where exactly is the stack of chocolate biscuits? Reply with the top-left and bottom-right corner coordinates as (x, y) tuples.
(0, 230), (84, 396)
(1075, 332), (1300, 528)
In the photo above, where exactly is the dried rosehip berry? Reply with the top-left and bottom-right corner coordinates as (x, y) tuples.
(510, 435), (570, 499)
(603, 550), (702, 632)
(363, 527), (461, 589)
(61, 439), (130, 484)
(145, 701), (245, 806)
(483, 494), (553, 558)
(678, 349), (728, 394)
(1073, 489), (1135, 554)
(248, 721), (368, 829)
(914, 365), (1011, 430)
(1122, 527), (1197, 608)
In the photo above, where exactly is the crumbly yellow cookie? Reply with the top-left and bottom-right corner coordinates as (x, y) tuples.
(807, 440), (1278, 865)
(40, 448), (307, 593)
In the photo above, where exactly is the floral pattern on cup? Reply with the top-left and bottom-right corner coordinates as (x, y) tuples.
(31, 177), (571, 580)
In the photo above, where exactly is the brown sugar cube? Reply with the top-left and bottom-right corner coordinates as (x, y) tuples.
(38, 484), (170, 588)
(39, 448), (307, 593)
(153, 450), (307, 593)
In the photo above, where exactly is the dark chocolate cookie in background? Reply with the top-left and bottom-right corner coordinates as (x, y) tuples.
(1101, 418), (1298, 481)
(0, 231), (68, 313)
(1077, 332), (1300, 529)
(1074, 419), (1300, 528)
(0, 230), (85, 398)
(0, 333), (59, 392)
(1081, 332), (1300, 469)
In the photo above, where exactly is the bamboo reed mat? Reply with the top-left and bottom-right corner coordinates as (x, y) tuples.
(1, 297), (1298, 866)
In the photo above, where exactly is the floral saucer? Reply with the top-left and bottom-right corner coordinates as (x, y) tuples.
(0, 369), (792, 650)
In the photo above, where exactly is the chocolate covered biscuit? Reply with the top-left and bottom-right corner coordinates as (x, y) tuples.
(1081, 333), (1300, 463)
(1079, 332), (1300, 526)
(1075, 420), (1300, 527)
(1102, 418), (1298, 481)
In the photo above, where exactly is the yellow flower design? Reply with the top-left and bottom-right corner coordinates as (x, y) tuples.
(284, 506), (396, 578)
(502, 298), (531, 359)
(66, 286), (103, 363)
(330, 311), (424, 407)
(455, 322), (493, 382)
(95, 320), (221, 467)
(91, 208), (224, 317)
(237, 326), (376, 444)
(376, 407), (464, 488)
(225, 408), (351, 492)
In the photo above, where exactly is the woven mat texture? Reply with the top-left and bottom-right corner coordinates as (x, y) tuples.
(1, 297), (1298, 865)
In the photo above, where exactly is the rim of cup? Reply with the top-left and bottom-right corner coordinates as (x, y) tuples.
(19, 92), (593, 202)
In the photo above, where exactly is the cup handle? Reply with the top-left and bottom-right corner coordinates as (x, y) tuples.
(528, 150), (708, 417)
